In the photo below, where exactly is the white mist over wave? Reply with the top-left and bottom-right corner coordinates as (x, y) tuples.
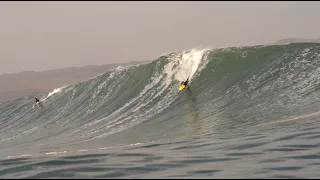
(175, 49), (207, 82)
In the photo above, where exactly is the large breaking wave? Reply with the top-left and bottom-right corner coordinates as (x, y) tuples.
(1, 43), (320, 158)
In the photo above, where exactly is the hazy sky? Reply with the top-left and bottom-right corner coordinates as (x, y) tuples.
(1, 1), (320, 74)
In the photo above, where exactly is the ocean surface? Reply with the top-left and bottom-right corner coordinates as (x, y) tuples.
(0, 43), (319, 178)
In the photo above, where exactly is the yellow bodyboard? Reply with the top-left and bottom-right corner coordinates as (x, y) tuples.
(179, 84), (186, 91)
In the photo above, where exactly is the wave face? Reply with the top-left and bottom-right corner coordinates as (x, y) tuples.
(0, 43), (320, 178)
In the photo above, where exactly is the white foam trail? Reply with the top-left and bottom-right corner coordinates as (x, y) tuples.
(42, 85), (68, 101)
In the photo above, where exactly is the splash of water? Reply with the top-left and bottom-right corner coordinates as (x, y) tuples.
(175, 49), (206, 82)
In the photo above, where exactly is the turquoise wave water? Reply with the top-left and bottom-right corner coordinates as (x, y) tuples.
(0, 43), (319, 178)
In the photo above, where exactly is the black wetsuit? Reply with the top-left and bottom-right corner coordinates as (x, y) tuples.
(182, 78), (189, 86)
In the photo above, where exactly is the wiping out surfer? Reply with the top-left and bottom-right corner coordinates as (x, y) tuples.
(179, 77), (190, 91)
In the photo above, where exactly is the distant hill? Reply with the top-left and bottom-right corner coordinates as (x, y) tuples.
(0, 61), (149, 104)
(273, 38), (320, 45)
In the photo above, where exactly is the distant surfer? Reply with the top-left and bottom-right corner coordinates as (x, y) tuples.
(34, 98), (43, 108)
